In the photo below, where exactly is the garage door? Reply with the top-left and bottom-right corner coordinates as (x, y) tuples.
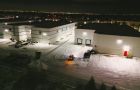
(77, 38), (83, 45)
(85, 39), (91, 45)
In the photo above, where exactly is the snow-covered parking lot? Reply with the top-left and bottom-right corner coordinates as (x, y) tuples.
(1, 38), (140, 90)
(48, 54), (140, 90)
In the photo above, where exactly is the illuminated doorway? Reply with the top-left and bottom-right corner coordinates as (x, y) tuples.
(85, 39), (91, 45)
(77, 38), (83, 45)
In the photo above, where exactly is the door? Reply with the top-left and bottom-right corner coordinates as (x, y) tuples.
(85, 39), (91, 45)
(77, 38), (83, 45)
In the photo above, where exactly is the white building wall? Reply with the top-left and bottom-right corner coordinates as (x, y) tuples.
(94, 33), (140, 57)
(14, 25), (31, 41)
(31, 23), (76, 44)
(0, 25), (13, 39)
(75, 29), (95, 45)
(31, 27), (50, 43)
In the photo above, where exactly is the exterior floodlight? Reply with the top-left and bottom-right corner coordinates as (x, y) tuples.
(42, 33), (47, 36)
(83, 32), (87, 36)
(4, 29), (9, 32)
(123, 45), (130, 51)
(116, 39), (123, 44)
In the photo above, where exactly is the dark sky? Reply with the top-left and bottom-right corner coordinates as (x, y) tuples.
(0, 0), (139, 13)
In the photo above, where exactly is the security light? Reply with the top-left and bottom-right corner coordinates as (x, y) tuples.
(4, 29), (9, 32)
(83, 32), (87, 36)
(116, 39), (123, 44)
(42, 32), (47, 36)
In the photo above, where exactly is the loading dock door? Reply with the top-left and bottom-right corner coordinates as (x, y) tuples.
(77, 38), (83, 45)
(85, 39), (91, 45)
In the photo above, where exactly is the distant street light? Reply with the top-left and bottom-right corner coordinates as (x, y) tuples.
(84, 21), (87, 24)
(28, 20), (32, 23)
(16, 16), (19, 18)
(4, 22), (8, 25)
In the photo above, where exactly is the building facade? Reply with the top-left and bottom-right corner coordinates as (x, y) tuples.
(75, 23), (140, 57)
(0, 24), (13, 39)
(31, 23), (75, 44)
(75, 29), (95, 45)
(0, 22), (76, 44)
(13, 25), (31, 41)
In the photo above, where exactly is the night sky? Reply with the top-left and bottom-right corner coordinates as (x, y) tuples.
(0, 0), (139, 13)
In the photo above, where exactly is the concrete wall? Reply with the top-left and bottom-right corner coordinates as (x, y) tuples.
(32, 23), (76, 44)
(94, 34), (140, 57)
(75, 29), (95, 45)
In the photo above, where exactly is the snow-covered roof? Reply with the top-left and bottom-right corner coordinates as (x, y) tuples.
(8, 20), (72, 28)
(77, 23), (140, 37)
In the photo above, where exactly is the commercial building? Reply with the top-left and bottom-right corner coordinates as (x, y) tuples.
(0, 20), (76, 44)
(0, 24), (13, 39)
(31, 21), (75, 44)
(76, 23), (140, 57)
(1, 20), (140, 57)
(0, 24), (31, 41)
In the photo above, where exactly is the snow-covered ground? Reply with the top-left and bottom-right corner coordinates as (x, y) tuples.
(87, 55), (140, 90)
(89, 55), (140, 76)
(47, 53), (140, 90)
(1, 37), (140, 90)
(42, 40), (140, 90)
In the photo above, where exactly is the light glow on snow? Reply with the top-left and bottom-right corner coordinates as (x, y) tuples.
(0, 39), (9, 42)
(90, 55), (140, 75)
(123, 45), (130, 51)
